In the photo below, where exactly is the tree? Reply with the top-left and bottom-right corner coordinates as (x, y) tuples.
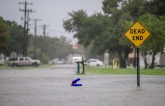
(92, 0), (143, 68)
(5, 20), (24, 56)
(139, 13), (165, 69)
(63, 10), (89, 46)
(63, 0), (165, 68)
(101, 0), (136, 68)
(50, 36), (73, 60)
(143, 0), (165, 17)
(0, 17), (10, 54)
(63, 2), (133, 68)
(102, 0), (122, 15)
(121, 0), (145, 21)
(28, 35), (79, 63)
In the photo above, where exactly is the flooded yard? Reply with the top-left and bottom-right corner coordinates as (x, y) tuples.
(0, 67), (165, 106)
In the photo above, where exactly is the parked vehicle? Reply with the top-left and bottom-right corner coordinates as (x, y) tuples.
(48, 58), (65, 64)
(8, 57), (40, 67)
(84, 59), (103, 67)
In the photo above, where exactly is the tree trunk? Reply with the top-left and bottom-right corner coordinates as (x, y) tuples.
(141, 51), (148, 69)
(143, 55), (148, 69)
(117, 51), (127, 68)
(81, 57), (85, 74)
(149, 53), (156, 69)
(120, 59), (127, 68)
(144, 57), (148, 69)
(116, 46), (131, 68)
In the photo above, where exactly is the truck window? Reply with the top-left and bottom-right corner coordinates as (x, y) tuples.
(25, 57), (30, 61)
(19, 58), (24, 61)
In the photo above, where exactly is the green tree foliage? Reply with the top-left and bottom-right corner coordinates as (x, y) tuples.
(63, 10), (87, 33)
(140, 14), (165, 69)
(0, 16), (82, 64)
(102, 0), (122, 15)
(63, 10), (110, 55)
(28, 35), (80, 63)
(103, 0), (165, 68)
(45, 36), (73, 60)
(63, 1), (134, 68)
(122, 0), (145, 21)
(143, 0), (165, 16)
(5, 20), (24, 56)
(0, 17), (24, 56)
(63, 0), (165, 68)
(63, 10), (89, 47)
(0, 17), (10, 53)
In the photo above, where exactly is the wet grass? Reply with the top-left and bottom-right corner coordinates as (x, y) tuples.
(1, 64), (165, 75)
(85, 67), (165, 75)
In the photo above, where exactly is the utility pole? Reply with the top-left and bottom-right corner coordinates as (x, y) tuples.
(26, 9), (35, 56)
(32, 19), (42, 59)
(41, 24), (48, 59)
(19, 1), (33, 56)
(26, 9), (35, 38)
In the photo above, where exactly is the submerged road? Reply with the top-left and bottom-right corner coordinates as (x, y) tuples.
(0, 64), (165, 106)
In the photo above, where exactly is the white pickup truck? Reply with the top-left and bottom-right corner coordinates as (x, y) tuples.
(8, 57), (41, 67)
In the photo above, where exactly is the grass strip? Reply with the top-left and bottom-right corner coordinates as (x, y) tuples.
(85, 67), (165, 75)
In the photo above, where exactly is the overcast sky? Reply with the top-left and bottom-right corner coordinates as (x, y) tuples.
(0, 0), (103, 43)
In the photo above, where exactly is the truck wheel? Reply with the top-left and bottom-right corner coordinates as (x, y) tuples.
(96, 64), (100, 67)
(13, 64), (18, 67)
(33, 63), (38, 67)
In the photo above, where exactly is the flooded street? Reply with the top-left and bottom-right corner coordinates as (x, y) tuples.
(0, 65), (165, 106)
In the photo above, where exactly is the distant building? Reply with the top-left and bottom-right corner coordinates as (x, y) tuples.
(128, 48), (163, 68)
(72, 44), (78, 49)
(0, 53), (5, 65)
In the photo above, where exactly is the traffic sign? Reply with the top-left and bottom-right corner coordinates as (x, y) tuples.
(125, 21), (151, 48)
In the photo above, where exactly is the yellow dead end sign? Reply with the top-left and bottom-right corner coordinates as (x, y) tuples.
(125, 21), (151, 48)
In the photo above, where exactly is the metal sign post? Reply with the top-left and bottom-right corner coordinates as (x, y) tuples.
(137, 48), (140, 87)
(125, 21), (151, 87)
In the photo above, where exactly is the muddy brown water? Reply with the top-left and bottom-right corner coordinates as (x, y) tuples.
(0, 66), (165, 106)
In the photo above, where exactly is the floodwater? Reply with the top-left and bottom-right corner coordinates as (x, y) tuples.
(0, 65), (165, 106)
